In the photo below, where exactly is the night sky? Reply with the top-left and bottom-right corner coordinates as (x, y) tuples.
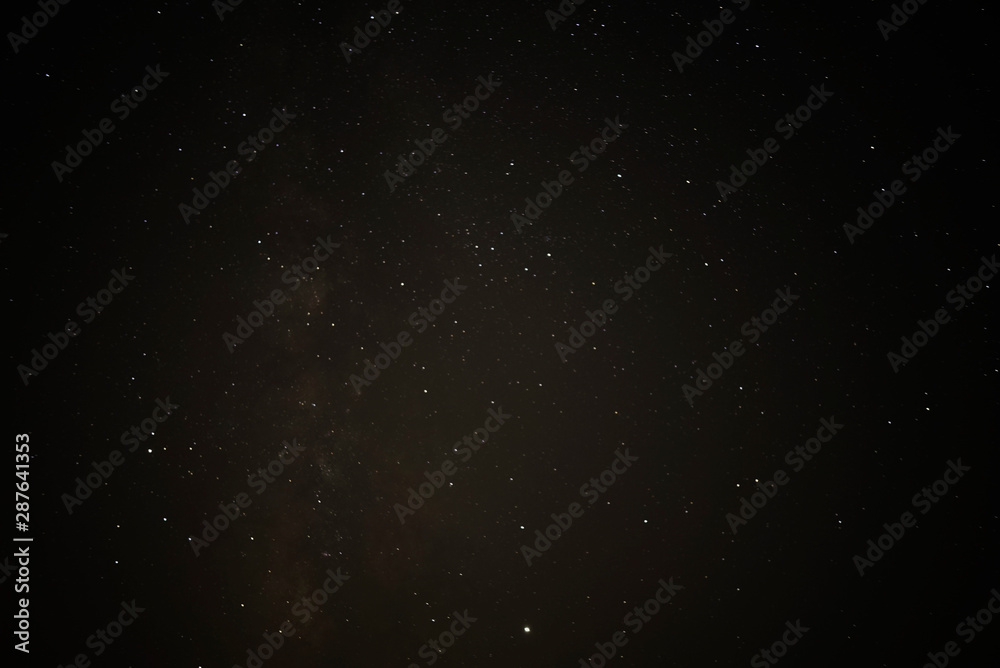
(6, 1), (999, 666)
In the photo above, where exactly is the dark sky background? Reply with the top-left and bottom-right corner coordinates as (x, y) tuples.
(5, 1), (998, 666)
